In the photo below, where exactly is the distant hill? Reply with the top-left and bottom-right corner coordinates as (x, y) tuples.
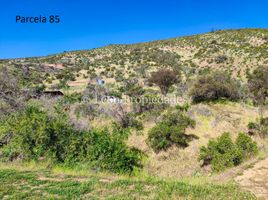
(1, 28), (268, 90)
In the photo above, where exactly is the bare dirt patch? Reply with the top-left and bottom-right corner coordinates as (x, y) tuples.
(235, 157), (268, 199)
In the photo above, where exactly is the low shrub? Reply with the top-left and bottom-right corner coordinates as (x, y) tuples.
(125, 85), (145, 98)
(61, 93), (82, 104)
(147, 110), (196, 152)
(107, 89), (122, 99)
(118, 112), (144, 131)
(175, 103), (191, 112)
(110, 104), (144, 131)
(74, 103), (99, 120)
(134, 92), (167, 114)
(0, 105), (141, 173)
(65, 128), (142, 173)
(199, 132), (258, 172)
(35, 84), (46, 94)
(235, 133), (258, 158)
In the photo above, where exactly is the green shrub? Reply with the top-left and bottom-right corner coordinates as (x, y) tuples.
(190, 71), (241, 103)
(235, 133), (258, 158)
(125, 85), (145, 98)
(0, 105), (141, 173)
(247, 122), (258, 130)
(58, 79), (69, 89)
(175, 103), (191, 112)
(35, 84), (46, 94)
(65, 128), (142, 173)
(61, 93), (82, 104)
(147, 111), (196, 152)
(199, 132), (258, 172)
(107, 89), (122, 99)
(0, 105), (69, 162)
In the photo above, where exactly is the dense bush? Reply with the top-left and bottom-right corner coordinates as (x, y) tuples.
(190, 71), (241, 103)
(65, 128), (142, 173)
(147, 110), (196, 152)
(0, 105), (141, 173)
(199, 132), (258, 172)
(235, 133), (258, 157)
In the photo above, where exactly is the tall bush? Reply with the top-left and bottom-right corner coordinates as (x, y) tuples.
(199, 132), (258, 172)
(190, 71), (241, 103)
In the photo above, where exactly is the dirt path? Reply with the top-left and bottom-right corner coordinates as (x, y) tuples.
(235, 157), (268, 199)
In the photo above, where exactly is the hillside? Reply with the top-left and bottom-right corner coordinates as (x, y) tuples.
(0, 28), (268, 199)
(1, 28), (268, 92)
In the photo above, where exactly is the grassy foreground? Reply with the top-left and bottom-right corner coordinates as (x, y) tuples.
(0, 165), (256, 200)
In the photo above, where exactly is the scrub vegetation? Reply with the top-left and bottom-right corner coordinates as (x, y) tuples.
(0, 28), (268, 199)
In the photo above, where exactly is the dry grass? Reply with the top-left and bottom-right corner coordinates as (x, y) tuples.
(128, 102), (261, 179)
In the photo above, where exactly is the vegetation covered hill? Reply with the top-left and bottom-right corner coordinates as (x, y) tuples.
(0, 28), (268, 199)
(1, 28), (268, 92)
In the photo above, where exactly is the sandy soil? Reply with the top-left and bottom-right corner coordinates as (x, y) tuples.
(235, 157), (268, 199)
